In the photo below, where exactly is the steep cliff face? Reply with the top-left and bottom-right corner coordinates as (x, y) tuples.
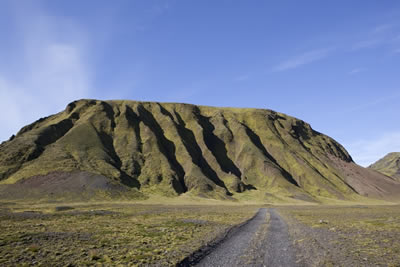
(1, 99), (399, 201)
(369, 152), (400, 181)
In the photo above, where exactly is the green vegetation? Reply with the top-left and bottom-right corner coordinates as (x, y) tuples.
(0, 201), (258, 266)
(279, 205), (400, 266)
(1, 99), (400, 202)
(369, 152), (400, 180)
(2, 201), (400, 266)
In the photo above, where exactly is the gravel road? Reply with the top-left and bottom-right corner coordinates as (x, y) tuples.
(263, 208), (298, 267)
(193, 208), (299, 267)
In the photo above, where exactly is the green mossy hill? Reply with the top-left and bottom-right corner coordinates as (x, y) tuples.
(369, 152), (400, 180)
(1, 99), (399, 201)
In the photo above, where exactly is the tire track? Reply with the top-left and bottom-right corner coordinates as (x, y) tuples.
(263, 208), (298, 267)
(180, 208), (299, 267)
(194, 208), (268, 267)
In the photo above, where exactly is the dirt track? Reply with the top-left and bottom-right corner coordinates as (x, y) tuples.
(263, 209), (298, 266)
(192, 208), (299, 267)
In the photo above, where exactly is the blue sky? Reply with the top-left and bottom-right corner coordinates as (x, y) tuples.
(0, 0), (399, 166)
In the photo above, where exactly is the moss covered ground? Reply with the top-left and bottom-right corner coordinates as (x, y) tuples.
(1, 199), (400, 266)
(279, 205), (400, 266)
(369, 152), (400, 180)
(0, 201), (258, 266)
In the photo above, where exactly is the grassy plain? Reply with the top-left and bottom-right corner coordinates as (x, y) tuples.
(279, 205), (400, 266)
(1, 199), (400, 266)
(0, 200), (258, 266)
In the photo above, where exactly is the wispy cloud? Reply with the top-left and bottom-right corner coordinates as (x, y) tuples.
(348, 68), (366, 75)
(350, 23), (399, 51)
(370, 24), (393, 34)
(351, 39), (382, 50)
(338, 92), (400, 114)
(0, 3), (92, 142)
(345, 131), (400, 167)
(273, 48), (333, 72)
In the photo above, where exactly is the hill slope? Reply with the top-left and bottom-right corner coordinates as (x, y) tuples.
(1, 99), (399, 202)
(369, 152), (400, 181)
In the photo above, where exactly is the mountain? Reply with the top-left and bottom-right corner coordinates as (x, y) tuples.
(1, 99), (400, 202)
(369, 152), (400, 181)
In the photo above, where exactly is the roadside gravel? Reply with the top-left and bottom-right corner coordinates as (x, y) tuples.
(263, 209), (299, 267)
(190, 208), (299, 267)
(194, 208), (268, 267)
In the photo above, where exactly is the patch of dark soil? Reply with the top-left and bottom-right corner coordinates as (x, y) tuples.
(54, 206), (75, 212)
(74, 210), (119, 216)
(0, 171), (135, 200)
(8, 211), (49, 220)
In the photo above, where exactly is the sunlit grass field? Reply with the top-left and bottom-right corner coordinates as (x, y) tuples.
(0, 201), (258, 266)
(279, 205), (400, 266)
(1, 200), (400, 266)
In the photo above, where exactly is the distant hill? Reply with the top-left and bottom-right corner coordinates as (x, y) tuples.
(369, 152), (400, 181)
(1, 99), (400, 202)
